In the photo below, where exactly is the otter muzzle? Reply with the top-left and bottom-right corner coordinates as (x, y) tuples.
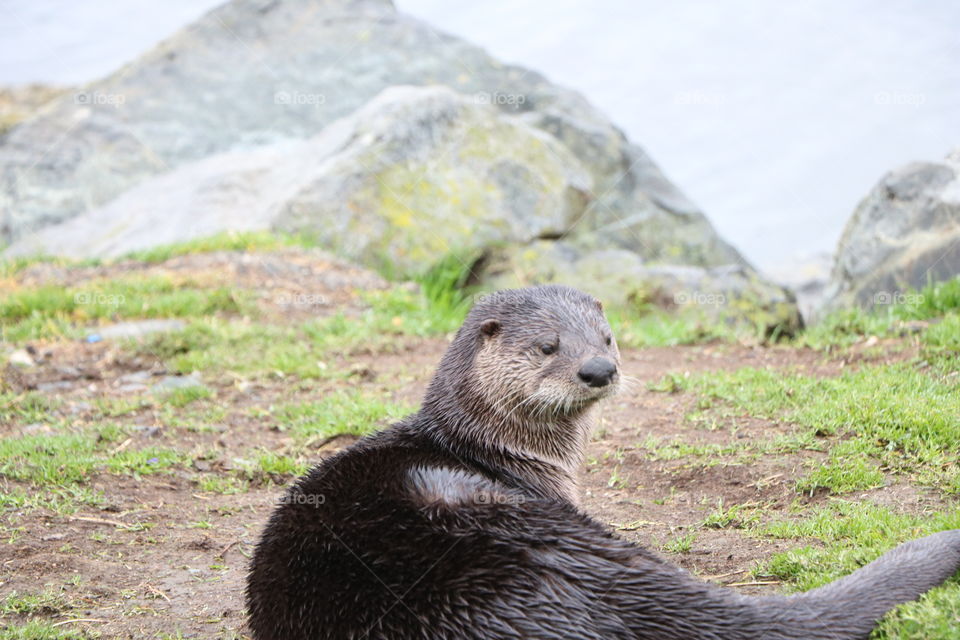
(577, 357), (617, 388)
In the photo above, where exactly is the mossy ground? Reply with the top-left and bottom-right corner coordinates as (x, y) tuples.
(1, 234), (958, 638)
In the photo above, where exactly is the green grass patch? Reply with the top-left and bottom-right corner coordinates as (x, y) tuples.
(233, 451), (309, 483)
(921, 314), (960, 372)
(0, 392), (61, 424)
(873, 583), (960, 639)
(759, 500), (960, 587)
(0, 589), (73, 617)
(795, 440), (887, 495)
(0, 275), (251, 342)
(661, 530), (697, 554)
(137, 320), (340, 379)
(685, 363), (960, 493)
(896, 276), (960, 320)
(0, 254), (101, 279)
(0, 622), (94, 640)
(0, 430), (184, 487)
(196, 475), (249, 495)
(134, 284), (470, 379)
(273, 390), (413, 443)
(757, 501), (960, 638)
(702, 499), (763, 529)
(800, 306), (893, 349)
(802, 276), (960, 352)
(608, 310), (738, 348)
(0, 486), (104, 515)
(636, 435), (745, 462)
(160, 384), (213, 408)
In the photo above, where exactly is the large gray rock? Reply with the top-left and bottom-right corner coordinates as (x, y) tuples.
(5, 86), (590, 269)
(820, 150), (960, 315)
(1, 0), (741, 269)
(482, 240), (803, 336)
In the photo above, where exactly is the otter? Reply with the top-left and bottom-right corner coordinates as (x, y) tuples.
(247, 285), (960, 639)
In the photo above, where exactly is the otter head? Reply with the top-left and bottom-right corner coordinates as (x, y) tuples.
(424, 285), (620, 471)
(471, 286), (620, 421)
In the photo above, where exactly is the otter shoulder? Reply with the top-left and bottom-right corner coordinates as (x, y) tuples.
(405, 466), (524, 508)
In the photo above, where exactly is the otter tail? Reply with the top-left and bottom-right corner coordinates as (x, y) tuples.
(746, 529), (960, 639)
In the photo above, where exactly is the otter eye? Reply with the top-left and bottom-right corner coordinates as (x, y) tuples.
(541, 343), (557, 355)
(604, 335), (612, 346)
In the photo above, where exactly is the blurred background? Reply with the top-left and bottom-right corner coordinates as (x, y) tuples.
(1, 0), (959, 326)
(3, 0), (958, 278)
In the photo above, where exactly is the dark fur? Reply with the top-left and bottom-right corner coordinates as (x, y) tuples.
(247, 285), (960, 639)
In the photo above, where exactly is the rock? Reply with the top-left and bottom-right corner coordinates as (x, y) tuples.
(2, 0), (739, 271)
(115, 370), (155, 393)
(8, 87), (590, 271)
(35, 380), (75, 392)
(117, 370), (153, 384)
(0, 0), (797, 325)
(272, 86), (590, 272)
(92, 319), (187, 341)
(0, 85), (66, 134)
(151, 374), (203, 394)
(819, 149), (960, 315)
(765, 251), (832, 322)
(7, 349), (35, 368)
(482, 241), (803, 336)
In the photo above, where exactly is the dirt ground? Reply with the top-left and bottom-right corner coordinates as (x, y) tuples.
(0, 252), (944, 638)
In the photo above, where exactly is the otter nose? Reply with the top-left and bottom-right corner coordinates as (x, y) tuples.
(577, 357), (617, 388)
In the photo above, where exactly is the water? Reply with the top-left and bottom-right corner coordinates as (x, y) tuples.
(2, 0), (958, 274)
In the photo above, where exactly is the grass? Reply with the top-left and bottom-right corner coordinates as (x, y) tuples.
(0, 275), (251, 341)
(801, 276), (960, 353)
(0, 589), (73, 617)
(662, 530), (697, 554)
(162, 384), (213, 408)
(608, 309), (738, 348)
(232, 451), (309, 483)
(272, 390), (413, 444)
(132, 285), (469, 380)
(702, 499), (763, 529)
(0, 622), (95, 640)
(0, 391), (61, 423)
(0, 486), (104, 515)
(682, 363), (960, 494)
(0, 429), (184, 487)
(0, 588), (94, 640)
(754, 502), (960, 639)
(196, 475), (248, 495)
(758, 501), (960, 587)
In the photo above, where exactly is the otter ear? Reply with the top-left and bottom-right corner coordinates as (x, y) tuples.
(595, 299), (604, 312)
(480, 319), (501, 337)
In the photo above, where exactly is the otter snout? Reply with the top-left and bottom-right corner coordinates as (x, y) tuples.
(577, 357), (618, 388)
